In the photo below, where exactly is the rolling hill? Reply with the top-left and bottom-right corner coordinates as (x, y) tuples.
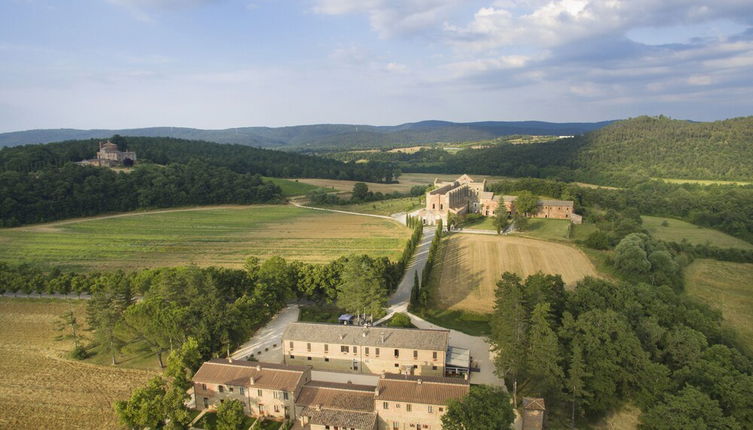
(0, 120), (613, 151)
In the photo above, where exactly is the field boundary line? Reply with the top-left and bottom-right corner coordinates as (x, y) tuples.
(289, 201), (405, 224)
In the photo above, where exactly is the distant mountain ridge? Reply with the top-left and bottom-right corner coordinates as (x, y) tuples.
(0, 120), (615, 151)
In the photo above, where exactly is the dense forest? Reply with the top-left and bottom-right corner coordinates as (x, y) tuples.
(491, 273), (753, 428)
(0, 136), (401, 226)
(356, 116), (753, 183)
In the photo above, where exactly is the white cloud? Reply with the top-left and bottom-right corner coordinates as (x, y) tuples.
(385, 62), (408, 73)
(313, 0), (466, 37)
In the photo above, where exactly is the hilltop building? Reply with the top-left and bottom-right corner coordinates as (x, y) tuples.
(77, 140), (137, 167)
(191, 358), (470, 430)
(282, 322), (470, 378)
(417, 174), (581, 226)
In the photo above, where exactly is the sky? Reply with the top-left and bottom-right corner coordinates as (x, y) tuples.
(1, 0), (752, 132)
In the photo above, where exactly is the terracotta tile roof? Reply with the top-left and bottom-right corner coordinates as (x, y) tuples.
(375, 373), (469, 405)
(283, 323), (449, 351)
(192, 359), (308, 391)
(300, 407), (377, 429)
(538, 199), (573, 207)
(297, 382), (375, 412)
(523, 397), (546, 410)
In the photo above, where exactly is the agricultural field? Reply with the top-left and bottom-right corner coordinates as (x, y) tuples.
(430, 234), (598, 313)
(653, 177), (752, 186)
(261, 177), (331, 197)
(642, 216), (753, 250)
(0, 298), (156, 429)
(0, 205), (410, 270)
(685, 259), (753, 351)
(319, 197), (424, 216)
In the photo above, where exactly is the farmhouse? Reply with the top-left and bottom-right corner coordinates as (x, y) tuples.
(281, 322), (468, 377)
(191, 358), (470, 430)
(77, 140), (137, 167)
(417, 174), (581, 225)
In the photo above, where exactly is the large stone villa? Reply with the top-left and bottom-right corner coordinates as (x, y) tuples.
(417, 174), (582, 226)
(77, 140), (137, 167)
(191, 322), (477, 430)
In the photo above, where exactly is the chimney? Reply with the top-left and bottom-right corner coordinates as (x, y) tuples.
(464, 373), (469, 381)
(380, 332), (385, 344)
(228, 357), (233, 363)
(256, 364), (262, 371)
(374, 386), (380, 396)
(315, 404), (322, 412)
(417, 378), (422, 385)
(380, 371), (386, 379)
(249, 376), (255, 385)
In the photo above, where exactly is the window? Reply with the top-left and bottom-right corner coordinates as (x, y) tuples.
(283, 392), (289, 401)
(428, 405), (433, 413)
(394, 349), (400, 358)
(413, 350), (418, 359)
(229, 386), (234, 392)
(396, 403), (401, 409)
(201, 383), (206, 390)
(274, 405), (280, 413)
(375, 348), (380, 357)
(341, 345), (349, 353)
(413, 365), (418, 369)
(432, 204), (435, 209)
(324, 344), (329, 353)
(392, 423), (399, 430)
(257, 389), (263, 397)
(432, 365), (437, 371)
(307, 356), (312, 361)
(239, 387), (245, 395)
(290, 355), (295, 359)
(406, 404), (412, 412)
(439, 407), (444, 412)
(259, 404), (264, 413)
(440, 204), (443, 210)
(432, 351), (437, 360)
(289, 341), (293, 349)
(203, 398), (209, 408)
(353, 346), (357, 354)
(383, 402), (389, 409)
(218, 385), (224, 393)
(394, 363), (399, 367)
(325, 357), (330, 362)
(307, 343), (311, 352)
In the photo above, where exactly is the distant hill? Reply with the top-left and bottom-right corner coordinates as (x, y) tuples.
(0, 120), (614, 151)
(405, 116), (753, 182)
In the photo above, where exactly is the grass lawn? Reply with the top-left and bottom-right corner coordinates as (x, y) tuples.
(418, 308), (491, 337)
(0, 298), (157, 429)
(462, 216), (498, 231)
(319, 197), (424, 216)
(298, 304), (346, 324)
(642, 216), (753, 250)
(570, 222), (598, 241)
(514, 218), (571, 241)
(0, 205), (410, 270)
(429, 234), (598, 313)
(685, 259), (753, 352)
(262, 177), (332, 197)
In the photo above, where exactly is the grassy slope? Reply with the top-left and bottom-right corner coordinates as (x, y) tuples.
(261, 177), (330, 196)
(642, 216), (753, 250)
(0, 298), (156, 429)
(316, 197), (424, 216)
(685, 259), (753, 351)
(0, 205), (410, 270)
(514, 218), (571, 241)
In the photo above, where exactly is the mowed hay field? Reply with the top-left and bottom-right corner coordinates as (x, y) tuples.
(294, 173), (511, 194)
(0, 205), (410, 270)
(642, 216), (753, 250)
(432, 234), (598, 313)
(0, 299), (156, 429)
(685, 259), (753, 350)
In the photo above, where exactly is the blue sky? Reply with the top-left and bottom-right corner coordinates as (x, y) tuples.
(1, 0), (752, 131)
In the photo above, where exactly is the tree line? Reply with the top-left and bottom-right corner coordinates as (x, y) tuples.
(491, 272), (753, 429)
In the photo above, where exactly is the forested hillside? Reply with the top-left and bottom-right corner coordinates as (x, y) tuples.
(401, 116), (753, 183)
(0, 120), (612, 151)
(0, 136), (399, 226)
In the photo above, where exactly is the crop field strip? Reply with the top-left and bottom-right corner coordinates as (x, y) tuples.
(0, 299), (157, 429)
(0, 205), (410, 270)
(431, 234), (598, 313)
(642, 216), (753, 250)
(685, 259), (753, 351)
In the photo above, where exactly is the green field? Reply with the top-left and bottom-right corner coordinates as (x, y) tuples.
(642, 216), (753, 250)
(318, 197), (424, 216)
(514, 218), (571, 241)
(0, 205), (410, 270)
(685, 259), (753, 351)
(571, 222), (598, 241)
(262, 177), (332, 197)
